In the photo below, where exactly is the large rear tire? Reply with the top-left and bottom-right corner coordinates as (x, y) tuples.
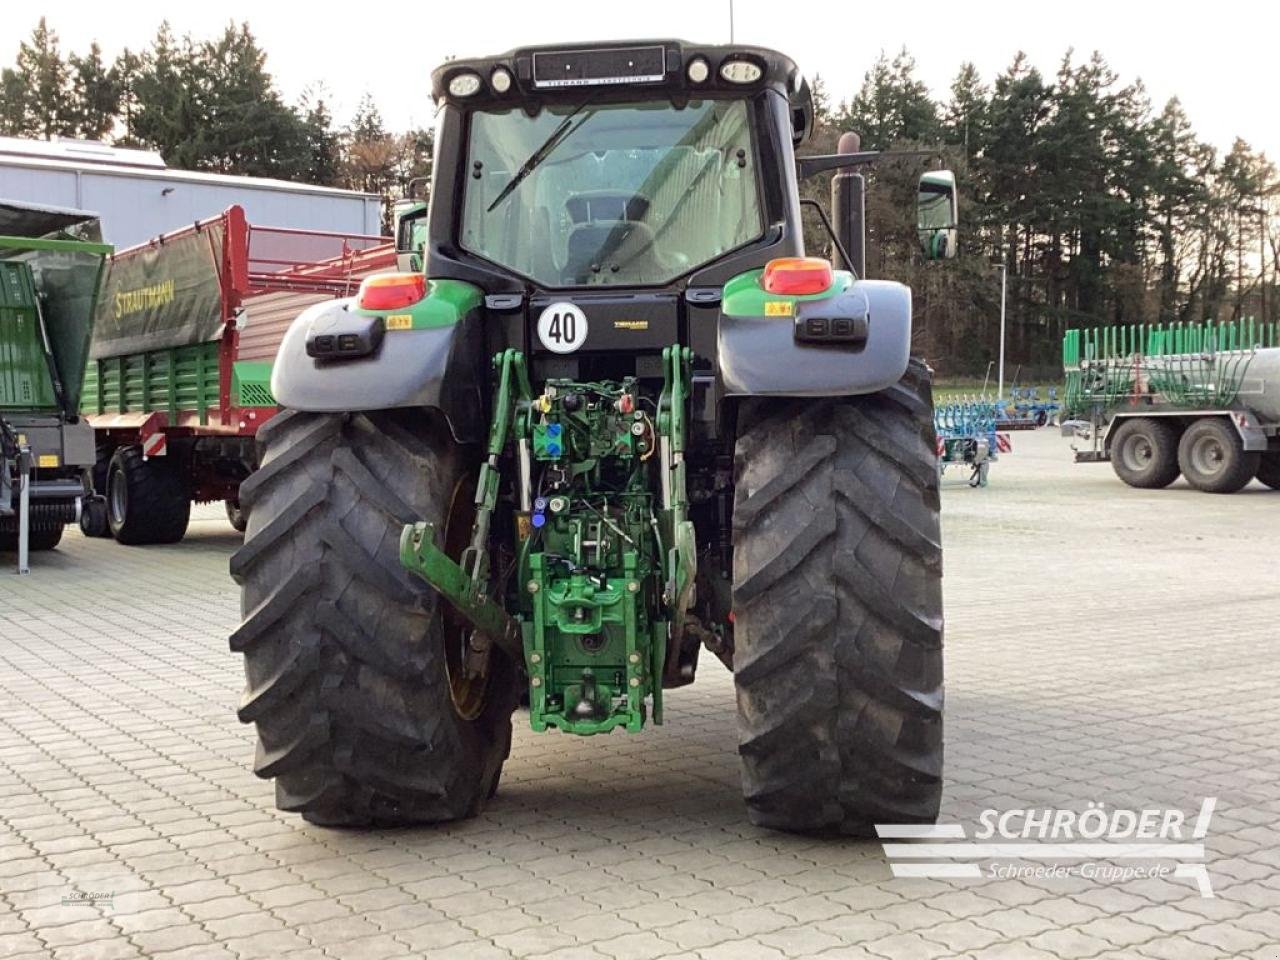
(1178, 417), (1259, 494)
(731, 360), (944, 834)
(229, 410), (517, 826)
(1109, 418), (1181, 489)
(107, 446), (191, 544)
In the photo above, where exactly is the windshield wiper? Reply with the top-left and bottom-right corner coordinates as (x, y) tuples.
(486, 101), (597, 213)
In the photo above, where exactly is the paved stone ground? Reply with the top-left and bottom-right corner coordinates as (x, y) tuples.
(2, 429), (1279, 960)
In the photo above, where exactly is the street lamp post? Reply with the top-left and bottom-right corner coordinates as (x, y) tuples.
(996, 261), (1008, 399)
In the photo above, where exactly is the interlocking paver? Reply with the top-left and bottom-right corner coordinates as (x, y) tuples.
(49, 937), (144, 960)
(754, 924), (845, 957)
(1183, 921), (1273, 954)
(3, 432), (1279, 960)
(860, 931), (955, 960)
(918, 918), (1006, 953)
(584, 931), (677, 960)
(1026, 927), (1121, 959)
(0, 932), (46, 957)
(221, 929), (313, 958)
(295, 914), (383, 946)
(695, 939), (787, 960)
(203, 910), (284, 941)
(127, 922), (215, 955)
(398, 918), (487, 953)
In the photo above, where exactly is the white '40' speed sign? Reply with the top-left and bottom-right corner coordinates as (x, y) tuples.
(537, 302), (588, 354)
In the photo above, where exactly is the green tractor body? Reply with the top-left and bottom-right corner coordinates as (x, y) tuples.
(234, 41), (954, 833)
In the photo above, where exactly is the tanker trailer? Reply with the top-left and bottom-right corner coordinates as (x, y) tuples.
(1062, 319), (1280, 493)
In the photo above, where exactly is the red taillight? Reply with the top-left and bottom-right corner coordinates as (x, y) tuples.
(761, 257), (833, 296)
(358, 273), (427, 311)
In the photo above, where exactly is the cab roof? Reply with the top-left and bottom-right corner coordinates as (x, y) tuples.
(430, 39), (807, 109)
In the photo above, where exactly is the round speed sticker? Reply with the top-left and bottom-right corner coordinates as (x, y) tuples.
(537, 302), (588, 354)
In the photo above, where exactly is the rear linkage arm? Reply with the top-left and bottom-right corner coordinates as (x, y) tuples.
(399, 349), (533, 663)
(658, 346), (697, 652)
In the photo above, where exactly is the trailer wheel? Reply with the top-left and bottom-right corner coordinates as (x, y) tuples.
(1256, 453), (1280, 491)
(731, 359), (943, 834)
(79, 497), (110, 538)
(1109, 418), (1181, 489)
(225, 499), (247, 533)
(106, 446), (191, 545)
(1178, 417), (1259, 494)
(229, 410), (517, 826)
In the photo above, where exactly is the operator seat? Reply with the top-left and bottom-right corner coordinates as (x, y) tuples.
(564, 221), (662, 284)
(562, 191), (662, 284)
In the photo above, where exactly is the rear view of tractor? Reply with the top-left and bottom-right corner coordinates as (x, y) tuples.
(0, 201), (110, 570)
(231, 41), (955, 833)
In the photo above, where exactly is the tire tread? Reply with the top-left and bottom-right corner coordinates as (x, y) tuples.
(732, 359), (944, 834)
(230, 410), (515, 826)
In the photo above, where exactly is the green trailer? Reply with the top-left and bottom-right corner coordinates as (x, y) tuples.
(0, 200), (112, 570)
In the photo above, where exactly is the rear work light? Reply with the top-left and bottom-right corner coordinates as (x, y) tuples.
(358, 273), (427, 311)
(448, 72), (482, 97)
(761, 257), (833, 296)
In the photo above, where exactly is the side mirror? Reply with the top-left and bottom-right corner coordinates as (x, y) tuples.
(917, 169), (958, 261)
(393, 201), (429, 273)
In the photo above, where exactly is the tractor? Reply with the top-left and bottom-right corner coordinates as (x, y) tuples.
(231, 40), (956, 833)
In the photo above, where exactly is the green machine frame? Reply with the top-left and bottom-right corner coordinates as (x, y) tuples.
(402, 345), (695, 735)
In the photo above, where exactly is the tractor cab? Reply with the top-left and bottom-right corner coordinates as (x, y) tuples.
(393, 177), (430, 273)
(425, 42), (810, 298)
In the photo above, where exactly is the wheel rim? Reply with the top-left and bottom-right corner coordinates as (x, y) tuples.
(1190, 433), (1226, 477)
(108, 465), (127, 525)
(441, 473), (490, 721)
(1119, 432), (1155, 473)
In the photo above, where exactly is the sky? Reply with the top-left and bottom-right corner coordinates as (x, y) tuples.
(8, 0), (1278, 162)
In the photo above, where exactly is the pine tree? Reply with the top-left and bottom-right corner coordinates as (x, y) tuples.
(12, 18), (73, 139)
(196, 23), (310, 178)
(66, 43), (120, 140)
(345, 94), (399, 195)
(0, 69), (26, 135)
(841, 48), (938, 149)
(943, 62), (987, 160)
(128, 22), (311, 178)
(112, 48), (144, 145)
(299, 88), (342, 186)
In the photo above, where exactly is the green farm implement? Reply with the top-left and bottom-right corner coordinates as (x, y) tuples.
(934, 399), (1010, 487)
(231, 40), (957, 833)
(0, 201), (111, 571)
(1063, 319), (1280, 493)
